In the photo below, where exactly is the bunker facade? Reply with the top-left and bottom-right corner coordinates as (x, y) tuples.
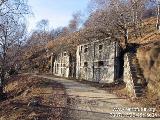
(51, 38), (120, 83)
(52, 52), (70, 77)
(52, 51), (76, 78)
(76, 38), (120, 83)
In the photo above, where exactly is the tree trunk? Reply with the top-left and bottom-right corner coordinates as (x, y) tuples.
(0, 73), (5, 100)
(157, 2), (160, 31)
(0, 44), (7, 99)
(124, 28), (128, 48)
(0, 86), (3, 97)
(50, 54), (53, 74)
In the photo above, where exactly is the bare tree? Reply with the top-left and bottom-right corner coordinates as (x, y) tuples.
(86, 0), (148, 46)
(27, 19), (50, 49)
(68, 12), (82, 32)
(36, 19), (49, 32)
(50, 27), (70, 38)
(150, 0), (160, 30)
(156, 0), (160, 30)
(0, 0), (29, 17)
(0, 0), (7, 6)
(0, 0), (30, 98)
(50, 27), (65, 39)
(130, 0), (147, 37)
(86, 0), (133, 46)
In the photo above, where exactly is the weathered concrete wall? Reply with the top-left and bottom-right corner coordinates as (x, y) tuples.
(123, 53), (135, 97)
(76, 38), (120, 83)
(52, 52), (70, 77)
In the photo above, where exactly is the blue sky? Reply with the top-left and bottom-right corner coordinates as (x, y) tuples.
(27, 0), (90, 32)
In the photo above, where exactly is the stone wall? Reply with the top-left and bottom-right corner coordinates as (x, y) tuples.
(76, 38), (120, 83)
(123, 53), (135, 97)
(52, 52), (70, 77)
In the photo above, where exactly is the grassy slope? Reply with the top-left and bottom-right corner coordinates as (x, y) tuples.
(129, 17), (160, 44)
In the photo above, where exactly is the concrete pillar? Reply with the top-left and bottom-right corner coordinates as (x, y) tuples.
(51, 53), (53, 74)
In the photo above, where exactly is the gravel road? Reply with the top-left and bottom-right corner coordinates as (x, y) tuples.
(35, 75), (159, 120)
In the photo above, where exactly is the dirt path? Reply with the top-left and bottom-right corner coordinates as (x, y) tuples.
(35, 75), (159, 120)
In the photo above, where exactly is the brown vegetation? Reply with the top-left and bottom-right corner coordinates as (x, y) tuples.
(22, 0), (159, 74)
(47, 27), (111, 56)
(137, 41), (160, 101)
(129, 17), (160, 44)
(0, 75), (68, 120)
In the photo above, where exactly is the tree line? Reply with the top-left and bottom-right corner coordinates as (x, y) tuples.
(27, 0), (159, 53)
(24, 0), (160, 73)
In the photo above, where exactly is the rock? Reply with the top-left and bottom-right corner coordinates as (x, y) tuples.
(13, 106), (18, 110)
(28, 99), (40, 107)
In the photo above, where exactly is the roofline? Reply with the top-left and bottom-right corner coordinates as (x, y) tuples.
(77, 37), (117, 47)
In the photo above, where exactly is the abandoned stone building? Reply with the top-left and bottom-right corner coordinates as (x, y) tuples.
(51, 51), (76, 78)
(49, 39), (147, 97)
(76, 38), (120, 83)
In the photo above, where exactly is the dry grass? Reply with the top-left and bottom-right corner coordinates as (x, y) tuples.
(136, 42), (160, 111)
(126, 17), (159, 45)
(117, 17), (160, 110)
(0, 75), (68, 120)
(137, 43), (160, 84)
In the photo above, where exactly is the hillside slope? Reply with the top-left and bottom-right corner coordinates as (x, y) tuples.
(0, 75), (68, 120)
(137, 42), (160, 105)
